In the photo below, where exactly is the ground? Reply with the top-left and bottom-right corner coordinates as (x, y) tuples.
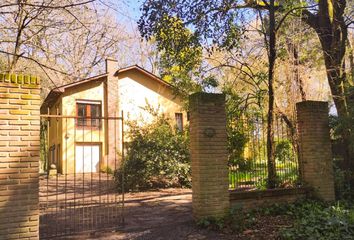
(40, 175), (290, 239)
(87, 188), (291, 240)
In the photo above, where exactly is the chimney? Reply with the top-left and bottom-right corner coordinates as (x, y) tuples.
(105, 58), (118, 116)
(104, 58), (119, 169)
(105, 58), (118, 75)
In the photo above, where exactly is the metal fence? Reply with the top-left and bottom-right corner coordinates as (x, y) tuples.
(39, 114), (125, 238)
(228, 114), (300, 190)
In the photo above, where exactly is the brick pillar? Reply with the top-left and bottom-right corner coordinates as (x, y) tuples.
(0, 73), (40, 239)
(296, 101), (335, 201)
(189, 92), (229, 219)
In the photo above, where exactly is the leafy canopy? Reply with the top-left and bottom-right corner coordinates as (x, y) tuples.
(156, 15), (204, 93)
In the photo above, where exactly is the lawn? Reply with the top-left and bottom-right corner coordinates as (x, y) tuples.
(229, 160), (299, 190)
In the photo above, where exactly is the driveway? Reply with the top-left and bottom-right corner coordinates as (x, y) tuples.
(86, 189), (229, 240)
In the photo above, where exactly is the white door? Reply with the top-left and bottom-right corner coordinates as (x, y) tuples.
(75, 145), (100, 173)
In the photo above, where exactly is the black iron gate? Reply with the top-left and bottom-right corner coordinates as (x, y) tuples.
(39, 113), (125, 238)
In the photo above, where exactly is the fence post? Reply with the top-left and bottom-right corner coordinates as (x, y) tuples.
(0, 74), (40, 239)
(296, 101), (335, 201)
(189, 92), (229, 220)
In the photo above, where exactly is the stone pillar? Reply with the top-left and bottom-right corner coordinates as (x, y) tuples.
(296, 101), (335, 201)
(189, 92), (229, 219)
(0, 74), (40, 239)
(105, 58), (119, 169)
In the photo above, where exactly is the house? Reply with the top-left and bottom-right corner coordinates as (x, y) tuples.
(41, 59), (187, 174)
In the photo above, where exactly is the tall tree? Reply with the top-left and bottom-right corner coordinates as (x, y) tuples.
(301, 0), (354, 171)
(0, 0), (126, 91)
(139, 0), (291, 188)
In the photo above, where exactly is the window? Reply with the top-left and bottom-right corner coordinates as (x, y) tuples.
(76, 102), (101, 127)
(175, 113), (183, 132)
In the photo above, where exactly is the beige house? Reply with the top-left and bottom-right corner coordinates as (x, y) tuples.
(41, 59), (187, 174)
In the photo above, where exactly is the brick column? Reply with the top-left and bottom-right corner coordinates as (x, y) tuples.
(296, 101), (335, 201)
(0, 74), (40, 239)
(189, 92), (229, 219)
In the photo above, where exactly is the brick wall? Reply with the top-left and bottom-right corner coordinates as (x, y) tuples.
(0, 73), (40, 239)
(296, 101), (335, 201)
(189, 92), (229, 219)
(230, 188), (310, 209)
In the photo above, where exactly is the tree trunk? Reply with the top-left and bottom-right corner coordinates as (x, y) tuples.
(348, 36), (354, 84)
(267, 0), (277, 189)
(286, 38), (306, 101)
(8, 2), (26, 73)
(302, 0), (354, 172)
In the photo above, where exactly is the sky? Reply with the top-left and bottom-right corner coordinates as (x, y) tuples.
(125, 0), (143, 20)
(116, 0), (143, 24)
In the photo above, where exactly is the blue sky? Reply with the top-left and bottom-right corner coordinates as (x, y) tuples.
(127, 0), (143, 20)
(119, 0), (143, 22)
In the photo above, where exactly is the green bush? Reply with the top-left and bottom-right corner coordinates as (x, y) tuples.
(114, 112), (190, 191)
(227, 126), (249, 170)
(275, 139), (295, 163)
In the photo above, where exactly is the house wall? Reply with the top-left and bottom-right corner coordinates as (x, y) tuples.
(117, 70), (187, 127)
(46, 70), (187, 174)
(60, 80), (107, 174)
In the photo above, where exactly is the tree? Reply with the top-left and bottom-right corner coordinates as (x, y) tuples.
(300, 0), (354, 171)
(139, 0), (294, 188)
(154, 15), (204, 96)
(0, 0), (126, 93)
(139, 0), (354, 185)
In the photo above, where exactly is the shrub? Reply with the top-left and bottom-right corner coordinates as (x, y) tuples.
(101, 165), (113, 174)
(275, 139), (295, 163)
(227, 126), (249, 169)
(280, 200), (354, 240)
(114, 112), (190, 191)
(256, 200), (354, 240)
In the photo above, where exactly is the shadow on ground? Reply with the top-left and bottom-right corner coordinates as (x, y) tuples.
(83, 189), (229, 240)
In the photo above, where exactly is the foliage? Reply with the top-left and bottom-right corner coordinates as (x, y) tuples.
(157, 15), (203, 94)
(149, 15), (219, 96)
(224, 86), (263, 171)
(227, 125), (249, 170)
(329, 96), (354, 143)
(101, 165), (114, 175)
(198, 199), (354, 239)
(197, 205), (256, 233)
(258, 200), (354, 239)
(333, 160), (354, 201)
(114, 112), (190, 192)
(275, 139), (294, 163)
(278, 200), (354, 240)
(329, 91), (354, 189)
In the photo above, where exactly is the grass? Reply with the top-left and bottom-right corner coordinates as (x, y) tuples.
(229, 160), (299, 190)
